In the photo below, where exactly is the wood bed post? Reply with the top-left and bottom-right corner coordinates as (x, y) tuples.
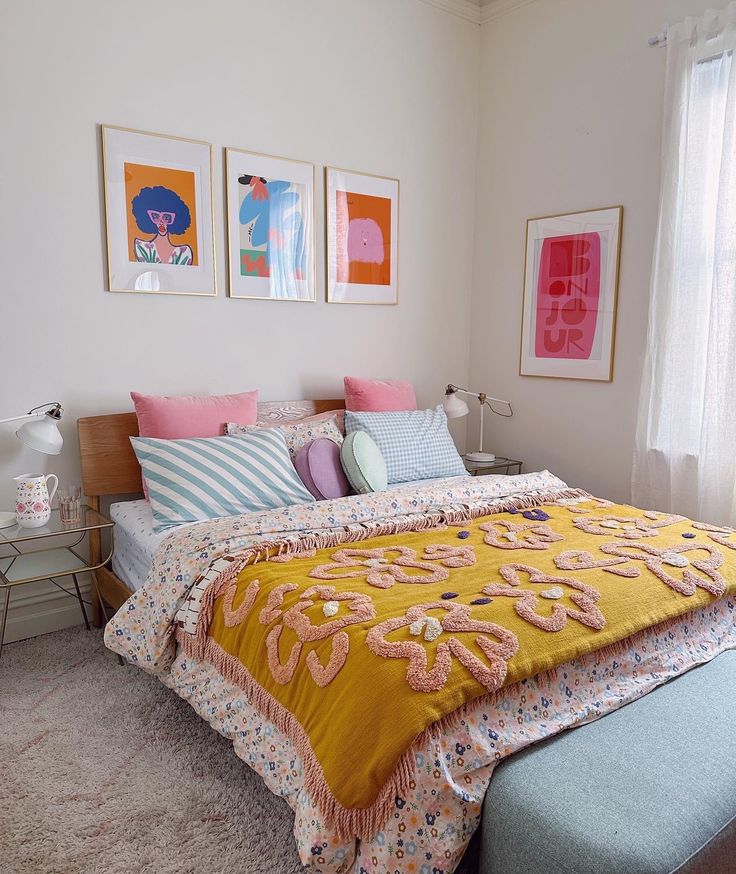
(87, 494), (103, 627)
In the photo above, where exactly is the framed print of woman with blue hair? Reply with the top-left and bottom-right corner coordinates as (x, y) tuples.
(101, 126), (216, 295)
(225, 148), (315, 301)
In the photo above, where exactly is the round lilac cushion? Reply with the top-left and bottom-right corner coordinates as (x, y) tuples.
(294, 438), (351, 501)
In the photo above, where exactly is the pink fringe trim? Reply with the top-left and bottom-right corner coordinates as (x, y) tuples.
(177, 631), (425, 840)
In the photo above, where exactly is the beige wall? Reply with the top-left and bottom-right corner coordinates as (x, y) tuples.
(0, 0), (479, 638)
(469, 0), (715, 502)
(0, 0), (480, 511)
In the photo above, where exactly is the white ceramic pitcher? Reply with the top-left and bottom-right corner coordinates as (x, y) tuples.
(14, 473), (58, 528)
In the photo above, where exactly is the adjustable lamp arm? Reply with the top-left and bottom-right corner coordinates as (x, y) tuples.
(444, 385), (512, 464)
(445, 385), (513, 416)
(0, 402), (63, 426)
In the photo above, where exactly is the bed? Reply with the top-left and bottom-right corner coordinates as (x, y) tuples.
(78, 402), (736, 874)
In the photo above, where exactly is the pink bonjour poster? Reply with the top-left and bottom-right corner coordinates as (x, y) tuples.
(520, 206), (622, 381)
(534, 232), (601, 359)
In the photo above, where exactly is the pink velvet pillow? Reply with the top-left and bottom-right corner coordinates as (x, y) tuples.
(131, 390), (258, 439)
(343, 377), (417, 413)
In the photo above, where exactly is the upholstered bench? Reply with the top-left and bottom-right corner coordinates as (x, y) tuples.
(479, 650), (736, 873)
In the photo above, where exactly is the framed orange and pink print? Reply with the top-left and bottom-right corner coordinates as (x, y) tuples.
(101, 125), (216, 296)
(325, 167), (399, 305)
(520, 206), (623, 381)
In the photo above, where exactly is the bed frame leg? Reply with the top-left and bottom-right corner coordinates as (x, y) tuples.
(89, 572), (103, 628)
(87, 496), (104, 627)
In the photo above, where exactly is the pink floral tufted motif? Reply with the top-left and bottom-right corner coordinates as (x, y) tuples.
(365, 601), (519, 693)
(554, 549), (641, 578)
(263, 585), (375, 687)
(599, 541), (726, 596)
(691, 522), (736, 549)
(483, 563), (605, 631)
(480, 519), (564, 550)
(309, 546), (451, 589)
(572, 511), (685, 539)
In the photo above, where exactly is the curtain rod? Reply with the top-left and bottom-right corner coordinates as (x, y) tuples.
(649, 26), (668, 47)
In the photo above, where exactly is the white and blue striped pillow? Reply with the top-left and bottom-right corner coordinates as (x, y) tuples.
(130, 428), (315, 532)
(344, 405), (467, 485)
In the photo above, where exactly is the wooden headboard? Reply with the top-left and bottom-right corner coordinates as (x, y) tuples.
(77, 399), (345, 498)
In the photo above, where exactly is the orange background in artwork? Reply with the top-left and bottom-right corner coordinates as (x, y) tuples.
(124, 162), (199, 264)
(335, 190), (391, 285)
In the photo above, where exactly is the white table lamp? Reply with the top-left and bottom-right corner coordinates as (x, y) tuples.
(1, 402), (64, 455)
(443, 384), (512, 464)
(0, 402), (64, 527)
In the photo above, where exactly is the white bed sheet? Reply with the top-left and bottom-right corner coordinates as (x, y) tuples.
(110, 500), (169, 591)
(110, 474), (470, 592)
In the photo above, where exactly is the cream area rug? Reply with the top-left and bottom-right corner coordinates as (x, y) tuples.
(0, 626), (309, 873)
(0, 626), (479, 873)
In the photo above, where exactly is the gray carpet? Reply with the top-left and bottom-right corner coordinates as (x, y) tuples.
(0, 625), (306, 874)
(0, 626), (479, 874)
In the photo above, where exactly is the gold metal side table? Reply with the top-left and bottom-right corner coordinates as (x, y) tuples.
(0, 506), (114, 660)
(463, 456), (523, 476)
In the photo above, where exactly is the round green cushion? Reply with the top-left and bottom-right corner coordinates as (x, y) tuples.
(340, 430), (388, 494)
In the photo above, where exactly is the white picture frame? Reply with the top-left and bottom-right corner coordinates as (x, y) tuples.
(225, 148), (316, 302)
(101, 125), (216, 296)
(519, 206), (623, 381)
(325, 167), (399, 305)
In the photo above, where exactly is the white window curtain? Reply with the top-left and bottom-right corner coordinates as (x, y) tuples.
(632, 3), (736, 526)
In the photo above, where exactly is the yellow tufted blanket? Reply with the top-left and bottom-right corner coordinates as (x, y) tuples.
(176, 492), (736, 838)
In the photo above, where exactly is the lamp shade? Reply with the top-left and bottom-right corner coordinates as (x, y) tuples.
(443, 391), (469, 419)
(16, 413), (63, 455)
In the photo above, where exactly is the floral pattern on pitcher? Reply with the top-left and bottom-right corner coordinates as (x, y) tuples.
(14, 473), (58, 528)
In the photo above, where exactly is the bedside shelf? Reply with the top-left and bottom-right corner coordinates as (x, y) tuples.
(0, 506), (115, 660)
(463, 456), (523, 476)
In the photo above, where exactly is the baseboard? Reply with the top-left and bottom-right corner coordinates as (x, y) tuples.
(3, 574), (92, 644)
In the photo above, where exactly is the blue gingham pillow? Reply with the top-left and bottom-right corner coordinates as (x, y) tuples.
(130, 429), (314, 532)
(344, 406), (466, 484)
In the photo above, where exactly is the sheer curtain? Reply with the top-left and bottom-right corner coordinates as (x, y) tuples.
(632, 3), (736, 526)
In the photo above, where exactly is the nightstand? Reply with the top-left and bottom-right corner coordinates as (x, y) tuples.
(463, 456), (523, 476)
(0, 506), (114, 660)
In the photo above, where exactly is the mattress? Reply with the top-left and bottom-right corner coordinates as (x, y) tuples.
(110, 474), (471, 591)
(110, 499), (169, 591)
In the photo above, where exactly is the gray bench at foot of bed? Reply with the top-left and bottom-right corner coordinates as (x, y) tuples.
(480, 649), (736, 874)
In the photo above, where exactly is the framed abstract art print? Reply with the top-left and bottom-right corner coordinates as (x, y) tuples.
(225, 148), (316, 301)
(520, 206), (622, 381)
(325, 167), (399, 305)
(101, 126), (216, 296)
